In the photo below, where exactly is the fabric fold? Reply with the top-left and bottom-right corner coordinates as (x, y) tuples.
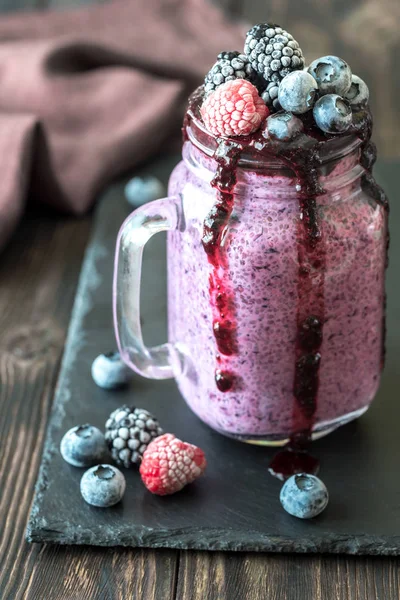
(0, 0), (246, 251)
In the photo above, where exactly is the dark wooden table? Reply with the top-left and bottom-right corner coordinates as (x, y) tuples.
(0, 0), (399, 598)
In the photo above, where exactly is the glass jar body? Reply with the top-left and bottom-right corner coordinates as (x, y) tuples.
(166, 140), (387, 444)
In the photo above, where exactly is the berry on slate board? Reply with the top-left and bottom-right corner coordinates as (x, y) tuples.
(140, 433), (207, 496)
(105, 406), (163, 468)
(204, 51), (261, 96)
(91, 352), (132, 390)
(313, 94), (352, 134)
(125, 176), (165, 208)
(280, 473), (329, 519)
(344, 74), (369, 108)
(278, 71), (318, 114)
(80, 464), (126, 507)
(264, 111), (304, 142)
(60, 424), (107, 467)
(244, 23), (305, 84)
(201, 79), (269, 138)
(307, 55), (352, 97)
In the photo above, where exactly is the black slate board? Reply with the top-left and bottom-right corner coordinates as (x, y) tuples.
(27, 156), (400, 554)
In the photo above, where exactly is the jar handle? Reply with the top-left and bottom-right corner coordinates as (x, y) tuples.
(113, 196), (184, 380)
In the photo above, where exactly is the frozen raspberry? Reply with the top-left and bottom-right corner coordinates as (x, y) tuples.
(139, 433), (207, 496)
(200, 79), (269, 138)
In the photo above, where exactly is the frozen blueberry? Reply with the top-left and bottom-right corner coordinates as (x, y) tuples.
(280, 473), (329, 519)
(80, 464), (126, 507)
(264, 111), (304, 141)
(344, 74), (369, 108)
(308, 56), (352, 96)
(125, 176), (165, 208)
(278, 71), (318, 114)
(313, 94), (352, 134)
(60, 424), (107, 467)
(91, 352), (132, 390)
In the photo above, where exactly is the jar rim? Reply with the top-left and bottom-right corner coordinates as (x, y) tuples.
(186, 106), (362, 170)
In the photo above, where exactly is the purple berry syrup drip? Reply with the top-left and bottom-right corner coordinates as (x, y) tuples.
(202, 139), (242, 392)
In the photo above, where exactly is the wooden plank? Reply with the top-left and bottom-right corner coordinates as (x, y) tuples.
(176, 552), (322, 600)
(0, 201), (179, 599)
(0, 212), (92, 599)
(24, 546), (178, 599)
(0, 0), (178, 594)
(177, 552), (400, 600)
(319, 555), (400, 600)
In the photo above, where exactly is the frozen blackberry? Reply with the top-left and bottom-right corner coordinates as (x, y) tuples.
(261, 81), (281, 111)
(244, 23), (305, 85)
(105, 406), (163, 468)
(204, 51), (260, 96)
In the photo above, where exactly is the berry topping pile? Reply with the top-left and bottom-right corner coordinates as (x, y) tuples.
(201, 22), (370, 139)
(140, 433), (207, 496)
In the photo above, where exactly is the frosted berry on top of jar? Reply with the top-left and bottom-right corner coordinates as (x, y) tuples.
(200, 22), (370, 140)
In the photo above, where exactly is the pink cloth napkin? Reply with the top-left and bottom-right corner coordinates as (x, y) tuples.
(0, 0), (246, 251)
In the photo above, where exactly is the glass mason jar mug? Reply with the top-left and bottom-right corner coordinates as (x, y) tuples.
(113, 110), (387, 446)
